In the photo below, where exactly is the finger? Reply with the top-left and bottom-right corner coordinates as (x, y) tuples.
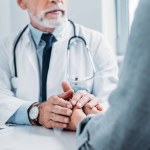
(51, 96), (72, 109)
(96, 104), (103, 111)
(61, 81), (72, 92)
(58, 89), (74, 100)
(83, 106), (99, 115)
(85, 98), (99, 109)
(91, 107), (100, 114)
(76, 94), (92, 108)
(70, 90), (87, 106)
(49, 113), (70, 123)
(46, 120), (67, 129)
(83, 106), (91, 115)
(51, 105), (72, 116)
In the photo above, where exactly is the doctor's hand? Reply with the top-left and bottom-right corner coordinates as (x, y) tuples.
(70, 90), (103, 111)
(38, 90), (73, 129)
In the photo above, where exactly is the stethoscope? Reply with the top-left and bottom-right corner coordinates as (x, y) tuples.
(13, 20), (96, 91)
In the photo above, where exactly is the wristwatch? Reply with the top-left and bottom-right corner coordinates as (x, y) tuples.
(27, 102), (41, 125)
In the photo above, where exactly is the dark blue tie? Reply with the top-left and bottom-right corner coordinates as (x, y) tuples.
(41, 33), (56, 101)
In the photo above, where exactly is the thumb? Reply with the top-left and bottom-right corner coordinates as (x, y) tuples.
(61, 81), (72, 92)
(58, 89), (74, 100)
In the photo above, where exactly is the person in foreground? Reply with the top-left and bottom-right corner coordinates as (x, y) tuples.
(69, 0), (150, 149)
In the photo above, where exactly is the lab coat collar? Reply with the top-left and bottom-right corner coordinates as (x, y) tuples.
(22, 19), (73, 55)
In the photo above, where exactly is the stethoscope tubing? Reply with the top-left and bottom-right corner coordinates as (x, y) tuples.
(13, 25), (28, 77)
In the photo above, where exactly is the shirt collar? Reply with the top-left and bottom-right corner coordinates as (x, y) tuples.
(29, 24), (43, 46)
(29, 18), (67, 46)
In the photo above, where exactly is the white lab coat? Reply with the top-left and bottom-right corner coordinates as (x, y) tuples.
(0, 21), (118, 125)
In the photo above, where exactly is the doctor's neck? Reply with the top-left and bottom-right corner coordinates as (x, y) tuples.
(31, 21), (55, 33)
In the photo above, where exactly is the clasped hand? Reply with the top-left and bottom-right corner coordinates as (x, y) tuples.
(38, 81), (103, 130)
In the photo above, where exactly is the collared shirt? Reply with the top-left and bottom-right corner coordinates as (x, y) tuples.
(8, 21), (66, 125)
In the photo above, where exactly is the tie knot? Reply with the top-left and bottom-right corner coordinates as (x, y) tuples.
(41, 33), (56, 45)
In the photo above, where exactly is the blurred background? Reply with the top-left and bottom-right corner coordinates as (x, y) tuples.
(0, 0), (139, 61)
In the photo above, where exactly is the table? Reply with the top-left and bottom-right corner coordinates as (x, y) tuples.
(0, 125), (77, 150)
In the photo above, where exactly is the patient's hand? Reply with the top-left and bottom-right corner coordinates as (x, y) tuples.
(61, 82), (104, 130)
(83, 105), (103, 115)
(61, 81), (103, 111)
(66, 105), (103, 131)
(70, 90), (103, 111)
(66, 106), (86, 131)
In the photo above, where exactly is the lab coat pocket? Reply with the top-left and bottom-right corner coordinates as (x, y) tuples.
(70, 78), (93, 93)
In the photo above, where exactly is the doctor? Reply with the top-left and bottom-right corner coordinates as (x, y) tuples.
(0, 0), (118, 129)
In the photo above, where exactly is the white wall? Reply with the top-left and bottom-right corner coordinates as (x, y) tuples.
(101, 0), (117, 52)
(68, 0), (101, 32)
(10, 1), (29, 32)
(68, 0), (117, 52)
(0, 1), (28, 39)
(0, 0), (11, 39)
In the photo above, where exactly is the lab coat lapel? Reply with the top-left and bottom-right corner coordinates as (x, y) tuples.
(17, 29), (40, 101)
(46, 40), (68, 98)
(26, 31), (40, 100)
(46, 22), (72, 98)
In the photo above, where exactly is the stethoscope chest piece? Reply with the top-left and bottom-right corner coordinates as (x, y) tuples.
(11, 77), (18, 89)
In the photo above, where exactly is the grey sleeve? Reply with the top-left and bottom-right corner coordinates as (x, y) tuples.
(76, 116), (93, 149)
(77, 0), (150, 149)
